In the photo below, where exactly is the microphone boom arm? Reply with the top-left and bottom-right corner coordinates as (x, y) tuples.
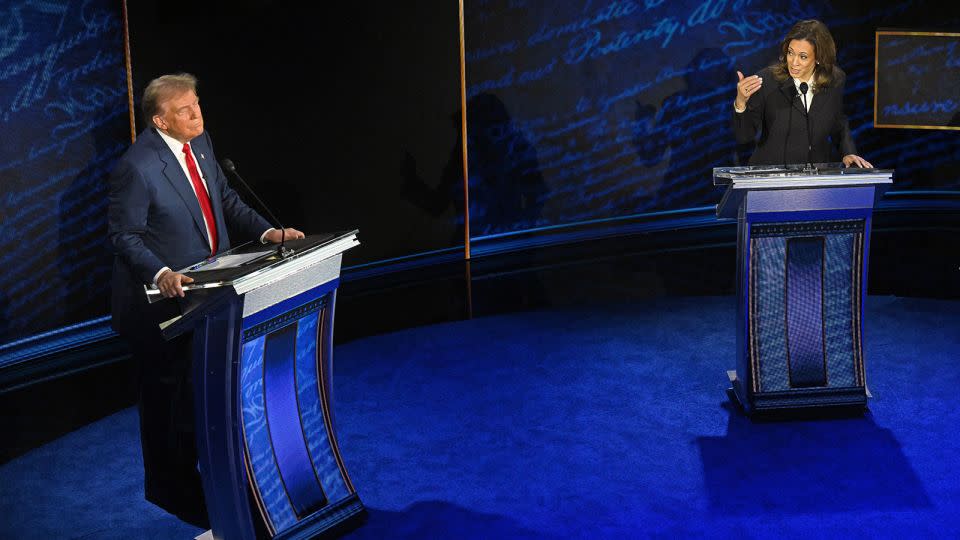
(799, 83), (816, 173)
(220, 158), (293, 257)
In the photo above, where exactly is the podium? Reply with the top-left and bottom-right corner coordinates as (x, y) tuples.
(714, 166), (893, 413)
(151, 231), (364, 539)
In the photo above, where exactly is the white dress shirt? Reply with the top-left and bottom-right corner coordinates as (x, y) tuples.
(152, 130), (274, 284)
(156, 129), (217, 252)
(793, 76), (815, 112)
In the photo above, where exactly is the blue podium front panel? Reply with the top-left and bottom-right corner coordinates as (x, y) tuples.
(294, 311), (353, 504)
(745, 219), (866, 409)
(239, 286), (359, 537)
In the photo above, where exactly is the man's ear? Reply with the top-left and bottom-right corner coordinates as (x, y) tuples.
(152, 115), (165, 130)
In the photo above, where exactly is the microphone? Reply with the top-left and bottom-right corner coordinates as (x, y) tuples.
(798, 82), (816, 172)
(220, 158), (293, 258)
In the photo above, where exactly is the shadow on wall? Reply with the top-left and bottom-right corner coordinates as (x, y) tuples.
(57, 128), (118, 331)
(633, 48), (747, 210)
(401, 92), (547, 240)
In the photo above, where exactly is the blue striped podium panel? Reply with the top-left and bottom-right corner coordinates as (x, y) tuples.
(714, 167), (893, 413)
(156, 232), (364, 539)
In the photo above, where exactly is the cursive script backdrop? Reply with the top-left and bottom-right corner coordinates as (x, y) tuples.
(0, 1), (129, 345)
(463, 0), (960, 238)
(3, 1), (960, 348)
(876, 31), (960, 129)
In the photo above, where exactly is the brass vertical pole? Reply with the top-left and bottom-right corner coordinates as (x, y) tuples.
(459, 0), (473, 319)
(458, 0), (470, 259)
(121, 0), (136, 142)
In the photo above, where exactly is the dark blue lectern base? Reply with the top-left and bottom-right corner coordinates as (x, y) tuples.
(715, 166), (892, 414)
(160, 233), (364, 539)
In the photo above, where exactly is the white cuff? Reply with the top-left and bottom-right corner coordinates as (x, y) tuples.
(153, 267), (171, 285)
(260, 228), (275, 244)
(733, 101), (746, 114)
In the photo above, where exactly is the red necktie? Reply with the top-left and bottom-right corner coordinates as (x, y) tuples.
(182, 143), (218, 255)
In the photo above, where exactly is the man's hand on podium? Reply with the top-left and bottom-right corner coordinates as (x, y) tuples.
(157, 269), (194, 298)
(264, 227), (305, 244)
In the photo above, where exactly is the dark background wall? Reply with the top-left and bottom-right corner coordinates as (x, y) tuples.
(1, 0), (959, 348)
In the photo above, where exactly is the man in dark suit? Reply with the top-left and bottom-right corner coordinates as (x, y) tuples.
(108, 73), (303, 526)
(732, 19), (873, 168)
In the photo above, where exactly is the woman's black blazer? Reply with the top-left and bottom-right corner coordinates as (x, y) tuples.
(733, 66), (858, 165)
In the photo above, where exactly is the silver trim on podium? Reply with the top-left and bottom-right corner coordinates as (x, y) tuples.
(151, 232), (360, 329)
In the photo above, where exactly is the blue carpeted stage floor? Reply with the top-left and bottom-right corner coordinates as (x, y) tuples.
(2, 295), (958, 538)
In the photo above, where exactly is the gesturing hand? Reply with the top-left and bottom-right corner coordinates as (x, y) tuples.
(735, 70), (763, 111)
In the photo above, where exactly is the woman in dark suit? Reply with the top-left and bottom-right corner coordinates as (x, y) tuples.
(732, 19), (873, 168)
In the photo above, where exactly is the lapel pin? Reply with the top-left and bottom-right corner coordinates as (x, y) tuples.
(201, 153), (206, 159)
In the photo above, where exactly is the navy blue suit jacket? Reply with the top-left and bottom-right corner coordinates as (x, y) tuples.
(733, 66), (858, 166)
(108, 127), (271, 334)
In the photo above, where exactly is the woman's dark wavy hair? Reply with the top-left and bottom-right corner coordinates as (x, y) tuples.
(770, 19), (838, 91)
